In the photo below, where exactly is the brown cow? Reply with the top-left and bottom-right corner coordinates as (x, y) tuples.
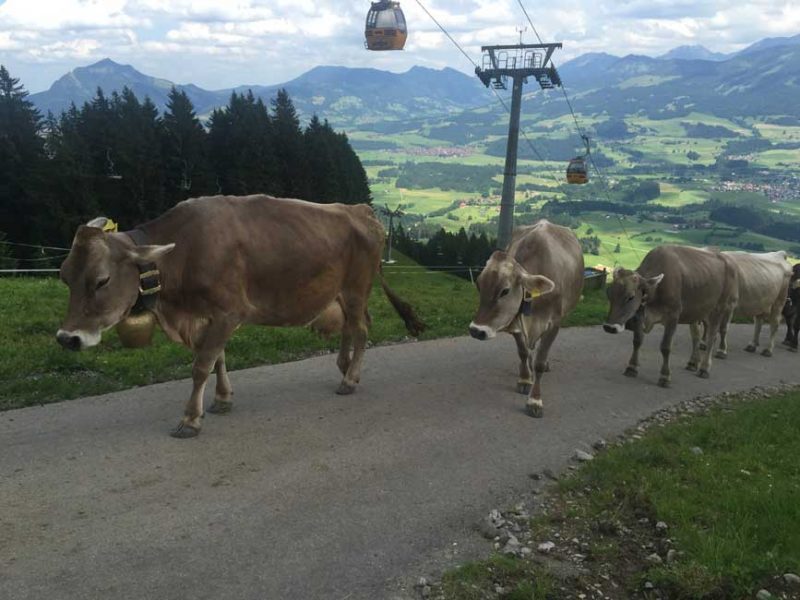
(57, 195), (424, 438)
(468, 220), (584, 417)
(603, 245), (738, 386)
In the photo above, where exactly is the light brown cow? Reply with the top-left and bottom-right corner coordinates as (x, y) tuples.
(603, 245), (738, 386)
(468, 220), (584, 417)
(57, 195), (424, 438)
(694, 250), (791, 359)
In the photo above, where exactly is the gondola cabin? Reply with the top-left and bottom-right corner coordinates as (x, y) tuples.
(365, 0), (407, 51)
(566, 157), (588, 184)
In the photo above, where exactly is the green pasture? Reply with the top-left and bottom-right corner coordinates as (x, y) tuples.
(750, 148), (800, 169)
(655, 183), (710, 207)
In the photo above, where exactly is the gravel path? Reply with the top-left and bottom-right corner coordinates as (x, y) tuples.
(1, 324), (797, 600)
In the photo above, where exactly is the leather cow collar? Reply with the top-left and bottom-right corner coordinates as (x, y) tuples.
(123, 228), (162, 314)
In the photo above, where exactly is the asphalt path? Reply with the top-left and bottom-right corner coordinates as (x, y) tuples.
(2, 324), (798, 600)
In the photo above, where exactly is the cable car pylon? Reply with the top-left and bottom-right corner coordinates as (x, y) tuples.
(475, 41), (562, 249)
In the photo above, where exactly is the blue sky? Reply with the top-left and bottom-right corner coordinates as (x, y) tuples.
(1, 0), (798, 92)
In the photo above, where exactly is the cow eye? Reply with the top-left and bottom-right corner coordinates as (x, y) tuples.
(96, 276), (110, 290)
(499, 288), (510, 298)
(627, 294), (635, 302)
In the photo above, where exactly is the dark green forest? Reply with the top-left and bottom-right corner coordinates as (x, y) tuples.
(0, 65), (370, 262)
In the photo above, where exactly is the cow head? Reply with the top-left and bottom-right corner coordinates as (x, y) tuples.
(56, 217), (174, 351)
(468, 251), (555, 340)
(603, 266), (663, 334)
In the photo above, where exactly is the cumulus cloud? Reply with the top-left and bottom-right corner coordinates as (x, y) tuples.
(0, 0), (797, 92)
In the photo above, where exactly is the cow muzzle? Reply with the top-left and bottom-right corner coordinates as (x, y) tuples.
(469, 323), (495, 341)
(57, 331), (83, 351)
(56, 329), (101, 351)
(603, 323), (624, 334)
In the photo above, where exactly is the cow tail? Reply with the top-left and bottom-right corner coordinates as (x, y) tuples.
(378, 267), (426, 337)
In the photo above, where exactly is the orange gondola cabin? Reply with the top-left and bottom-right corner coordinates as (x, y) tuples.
(566, 156), (588, 184)
(365, 0), (407, 51)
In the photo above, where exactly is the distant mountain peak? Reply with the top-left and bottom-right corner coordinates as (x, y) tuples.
(658, 44), (729, 61)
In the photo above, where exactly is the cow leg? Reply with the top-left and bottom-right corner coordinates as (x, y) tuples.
(658, 320), (678, 387)
(526, 325), (559, 418)
(625, 318), (644, 378)
(207, 350), (233, 414)
(792, 313), (800, 351)
(762, 311), (780, 357)
(715, 316), (730, 359)
(172, 320), (237, 438)
(698, 320), (708, 351)
(336, 329), (353, 376)
(745, 317), (762, 353)
(698, 313), (722, 379)
(687, 322), (701, 370)
(336, 297), (369, 395)
(513, 331), (533, 395)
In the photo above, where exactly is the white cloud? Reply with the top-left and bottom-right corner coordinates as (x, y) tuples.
(0, 0), (797, 92)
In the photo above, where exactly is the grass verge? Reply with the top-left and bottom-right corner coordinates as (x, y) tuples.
(0, 256), (609, 410)
(437, 388), (800, 599)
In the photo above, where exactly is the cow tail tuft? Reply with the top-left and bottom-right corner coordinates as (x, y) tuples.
(378, 267), (426, 337)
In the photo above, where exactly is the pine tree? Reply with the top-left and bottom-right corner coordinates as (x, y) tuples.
(0, 65), (46, 249)
(162, 87), (212, 203)
(272, 88), (309, 199)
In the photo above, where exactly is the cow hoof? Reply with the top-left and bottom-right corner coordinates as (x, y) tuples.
(207, 400), (233, 415)
(685, 362), (698, 372)
(517, 382), (532, 395)
(526, 398), (543, 418)
(657, 377), (670, 388)
(744, 344), (757, 353)
(761, 349), (773, 357)
(698, 342), (707, 351)
(698, 369), (710, 379)
(336, 382), (356, 395)
(170, 423), (200, 439)
(624, 367), (638, 378)
(714, 350), (727, 360)
(782, 339), (792, 347)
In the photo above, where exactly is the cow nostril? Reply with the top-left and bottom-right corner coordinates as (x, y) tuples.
(57, 333), (82, 351)
(469, 326), (487, 341)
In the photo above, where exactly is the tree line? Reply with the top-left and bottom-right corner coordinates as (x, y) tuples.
(0, 65), (371, 261)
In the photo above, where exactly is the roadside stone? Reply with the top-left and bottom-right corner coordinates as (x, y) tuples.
(593, 438), (607, 451)
(666, 549), (677, 563)
(502, 534), (521, 556)
(756, 589), (772, 600)
(529, 472), (542, 480)
(543, 468), (558, 481)
(574, 449), (594, 462)
(644, 581), (654, 590)
(655, 521), (668, 532)
(690, 446), (703, 455)
(420, 585), (431, 599)
(538, 541), (555, 554)
(783, 573), (800, 586)
(646, 553), (663, 565)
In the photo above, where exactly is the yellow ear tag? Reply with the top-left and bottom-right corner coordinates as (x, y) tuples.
(102, 219), (118, 233)
(530, 289), (541, 298)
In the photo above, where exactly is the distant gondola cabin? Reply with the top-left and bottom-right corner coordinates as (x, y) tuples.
(566, 157), (588, 184)
(365, 0), (407, 51)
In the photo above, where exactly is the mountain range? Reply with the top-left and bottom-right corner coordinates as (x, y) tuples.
(26, 33), (800, 126)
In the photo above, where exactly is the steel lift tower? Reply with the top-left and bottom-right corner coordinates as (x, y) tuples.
(475, 42), (563, 249)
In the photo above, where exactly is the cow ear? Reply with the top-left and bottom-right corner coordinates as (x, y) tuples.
(519, 273), (556, 297)
(128, 243), (175, 264)
(86, 217), (110, 229)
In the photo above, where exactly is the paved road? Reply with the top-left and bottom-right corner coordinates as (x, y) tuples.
(2, 325), (798, 600)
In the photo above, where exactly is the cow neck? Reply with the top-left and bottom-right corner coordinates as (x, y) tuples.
(123, 228), (161, 314)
